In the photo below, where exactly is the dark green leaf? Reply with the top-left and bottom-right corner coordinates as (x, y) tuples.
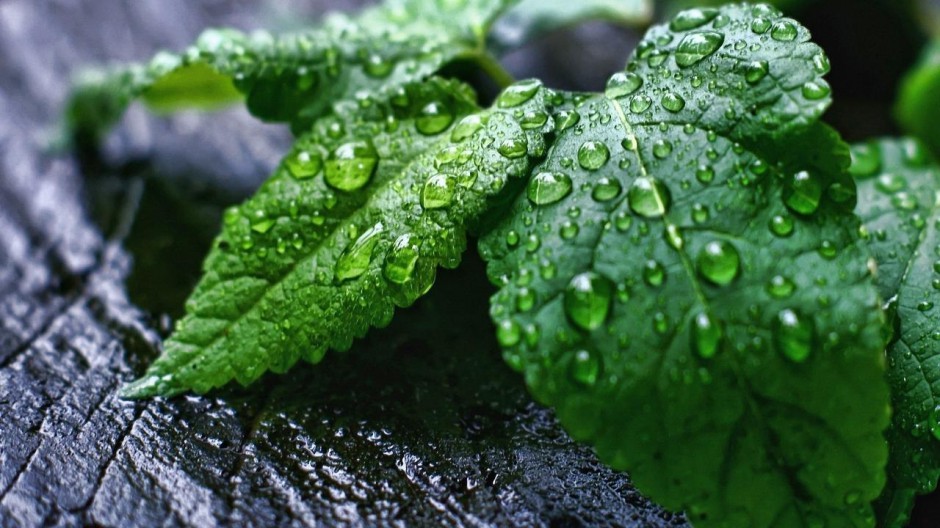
(480, 4), (889, 526)
(65, 0), (512, 140)
(896, 41), (940, 160)
(853, 137), (940, 528)
(121, 77), (560, 397)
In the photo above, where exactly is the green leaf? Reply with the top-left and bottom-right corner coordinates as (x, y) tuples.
(489, 0), (652, 51)
(897, 41), (940, 160)
(852, 137), (940, 528)
(65, 0), (513, 141)
(121, 76), (559, 398)
(480, 4), (889, 526)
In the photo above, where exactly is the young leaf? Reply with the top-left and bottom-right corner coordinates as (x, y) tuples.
(852, 138), (940, 528)
(65, 0), (514, 141)
(479, 4), (889, 526)
(121, 77), (559, 398)
(896, 41), (940, 160)
(489, 0), (652, 51)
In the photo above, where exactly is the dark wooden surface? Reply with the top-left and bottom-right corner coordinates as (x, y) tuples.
(0, 1), (684, 526)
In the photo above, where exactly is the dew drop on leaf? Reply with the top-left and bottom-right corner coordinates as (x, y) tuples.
(744, 61), (769, 84)
(643, 259), (666, 287)
(605, 72), (643, 98)
(421, 174), (456, 209)
(450, 114), (483, 142)
(383, 233), (419, 285)
(628, 177), (671, 218)
(497, 79), (542, 108)
(769, 214), (795, 237)
(527, 171), (572, 205)
(653, 139), (674, 159)
(669, 7), (719, 32)
(774, 308), (813, 363)
(569, 349), (601, 387)
(770, 20), (798, 41)
(496, 319), (522, 347)
(336, 222), (384, 281)
(675, 31), (725, 68)
(661, 92), (686, 113)
(415, 101), (455, 135)
(697, 240), (741, 286)
(564, 272), (613, 331)
(691, 312), (722, 359)
(801, 81), (831, 100)
(578, 141), (610, 170)
(767, 275), (796, 298)
(591, 177), (622, 202)
(783, 170), (823, 215)
(285, 148), (322, 179)
(325, 140), (378, 191)
(498, 137), (529, 159)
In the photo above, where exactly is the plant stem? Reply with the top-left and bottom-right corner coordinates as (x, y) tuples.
(474, 52), (516, 90)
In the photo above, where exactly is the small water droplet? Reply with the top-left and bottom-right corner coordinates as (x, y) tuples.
(285, 148), (323, 179)
(450, 114), (483, 142)
(675, 32), (725, 68)
(801, 81), (831, 100)
(696, 164), (715, 184)
(783, 170), (823, 215)
(630, 94), (653, 113)
(421, 174), (456, 209)
(770, 214), (795, 237)
(628, 177), (671, 218)
(564, 272), (613, 331)
(652, 139), (674, 159)
(569, 349), (601, 387)
(767, 275), (796, 298)
(591, 177), (622, 202)
(605, 72), (644, 98)
(363, 53), (393, 78)
(578, 141), (610, 170)
(416, 101), (454, 135)
(496, 319), (521, 346)
(691, 312), (722, 359)
(325, 140), (378, 191)
(697, 240), (741, 286)
(383, 233), (419, 285)
(336, 222), (384, 281)
(751, 17), (771, 34)
(497, 79), (542, 108)
(498, 137), (529, 159)
(528, 171), (572, 205)
(774, 308), (813, 363)
(643, 260), (666, 287)
(770, 20), (798, 41)
(661, 92), (686, 113)
(744, 61), (769, 84)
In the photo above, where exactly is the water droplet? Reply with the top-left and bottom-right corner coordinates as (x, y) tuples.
(416, 101), (455, 135)
(783, 170), (822, 215)
(696, 164), (715, 184)
(421, 174), (456, 209)
(653, 312), (670, 334)
(555, 109), (581, 131)
(363, 53), (393, 78)
(520, 110), (549, 129)
(498, 137), (528, 159)
(653, 139), (674, 159)
(285, 148), (323, 179)
(569, 350), (600, 387)
(605, 72), (643, 98)
(628, 177), (671, 218)
(801, 81), (830, 100)
(744, 61), (769, 84)
(250, 216), (275, 234)
(770, 20), (798, 41)
(383, 233), (419, 284)
(661, 92), (686, 112)
(578, 141), (610, 170)
(892, 192), (919, 211)
(692, 312), (722, 359)
(918, 301), (934, 312)
(450, 114), (483, 142)
(876, 173), (905, 193)
(496, 319), (521, 346)
(630, 94), (653, 113)
(643, 260), (666, 287)
(670, 7), (719, 31)
(564, 272), (613, 331)
(497, 79), (542, 108)
(770, 214), (795, 237)
(591, 177), (622, 202)
(325, 140), (378, 191)
(527, 171), (572, 205)
(675, 32), (725, 68)
(692, 203), (710, 223)
(751, 17), (771, 34)
(767, 275), (795, 298)
(929, 405), (940, 440)
(665, 224), (684, 249)
(560, 220), (580, 240)
(516, 287), (535, 312)
(336, 222), (384, 281)
(774, 308), (813, 363)
(697, 240), (740, 286)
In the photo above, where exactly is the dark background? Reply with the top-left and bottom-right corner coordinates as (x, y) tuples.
(0, 0), (936, 526)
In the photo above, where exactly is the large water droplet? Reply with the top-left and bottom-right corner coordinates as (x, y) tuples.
(285, 148), (323, 179)
(628, 177), (671, 218)
(450, 114), (483, 142)
(692, 312), (722, 359)
(675, 32), (725, 68)
(564, 272), (613, 331)
(783, 170), (823, 215)
(416, 101), (454, 135)
(592, 177), (622, 202)
(383, 233), (419, 285)
(325, 140), (378, 191)
(497, 79), (542, 108)
(697, 240), (740, 286)
(801, 81), (830, 100)
(336, 222), (384, 281)
(422, 174), (456, 209)
(652, 139), (674, 159)
(498, 137), (529, 159)
(578, 141), (610, 170)
(770, 20), (798, 41)
(496, 319), (521, 347)
(569, 349), (601, 387)
(770, 214), (794, 237)
(661, 92), (686, 113)
(670, 8), (719, 31)
(774, 308), (813, 363)
(605, 72), (643, 98)
(744, 61), (769, 84)
(528, 171), (572, 205)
